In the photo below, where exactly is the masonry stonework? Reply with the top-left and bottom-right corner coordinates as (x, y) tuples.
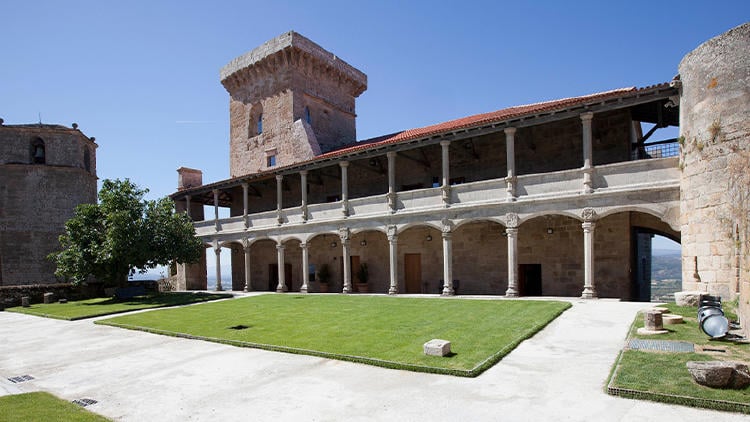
(0, 123), (97, 286)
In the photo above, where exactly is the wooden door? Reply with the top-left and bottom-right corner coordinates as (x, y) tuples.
(404, 253), (422, 293)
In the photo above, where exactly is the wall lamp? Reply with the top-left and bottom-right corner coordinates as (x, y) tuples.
(330, 241), (337, 248)
(360, 240), (367, 246)
(426, 234), (433, 242)
(547, 228), (554, 235)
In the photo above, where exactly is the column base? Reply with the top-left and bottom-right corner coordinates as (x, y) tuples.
(216, 285), (223, 292)
(580, 288), (597, 299)
(505, 288), (519, 297)
(441, 288), (455, 296)
(300, 287), (308, 293)
(388, 287), (398, 295)
(342, 287), (352, 294)
(276, 286), (288, 293)
(243, 287), (250, 293)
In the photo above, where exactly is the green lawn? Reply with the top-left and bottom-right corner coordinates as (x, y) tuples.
(0, 392), (109, 422)
(608, 303), (750, 414)
(98, 294), (570, 376)
(6, 292), (232, 320)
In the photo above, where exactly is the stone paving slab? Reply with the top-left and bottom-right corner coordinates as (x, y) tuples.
(627, 339), (695, 353)
(0, 297), (746, 421)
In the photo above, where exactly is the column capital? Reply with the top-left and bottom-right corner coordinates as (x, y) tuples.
(339, 160), (349, 168)
(299, 170), (308, 176)
(505, 227), (519, 237)
(275, 174), (284, 182)
(580, 111), (594, 122)
(185, 194), (192, 201)
(214, 246), (222, 254)
(276, 243), (285, 251)
(386, 151), (397, 159)
(505, 212), (520, 228)
(299, 242), (308, 250)
(581, 207), (597, 222)
(339, 227), (351, 242)
(212, 188), (219, 194)
(241, 182), (248, 188)
(582, 221), (596, 231)
(504, 127), (517, 136)
(440, 140), (451, 147)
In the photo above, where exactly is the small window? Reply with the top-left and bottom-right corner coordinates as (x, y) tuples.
(84, 149), (91, 172)
(267, 154), (276, 167)
(31, 139), (46, 164)
(257, 113), (263, 135)
(305, 107), (312, 125)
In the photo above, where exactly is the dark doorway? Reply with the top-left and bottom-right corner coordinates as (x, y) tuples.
(632, 229), (653, 302)
(404, 254), (422, 293)
(269, 263), (292, 291)
(519, 264), (542, 296)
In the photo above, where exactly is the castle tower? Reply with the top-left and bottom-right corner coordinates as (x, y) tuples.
(679, 22), (750, 315)
(0, 121), (98, 285)
(220, 31), (367, 177)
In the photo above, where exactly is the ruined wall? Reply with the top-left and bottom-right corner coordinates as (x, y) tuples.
(679, 23), (750, 311)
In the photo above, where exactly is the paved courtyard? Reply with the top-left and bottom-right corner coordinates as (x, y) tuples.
(0, 296), (744, 421)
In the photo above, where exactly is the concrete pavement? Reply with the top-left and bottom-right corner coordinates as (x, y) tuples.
(0, 296), (744, 421)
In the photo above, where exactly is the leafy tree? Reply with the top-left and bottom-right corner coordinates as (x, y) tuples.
(49, 179), (203, 287)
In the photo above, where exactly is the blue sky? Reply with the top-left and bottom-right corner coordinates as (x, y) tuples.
(3, 1), (745, 263)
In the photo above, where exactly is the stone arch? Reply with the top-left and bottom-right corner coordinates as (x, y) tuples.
(397, 224), (442, 294)
(307, 232), (343, 292)
(452, 219), (508, 295)
(453, 216), (506, 230)
(248, 102), (264, 137)
(397, 221), (442, 235)
(519, 210), (581, 225)
(517, 214), (584, 297)
(248, 238), (278, 291)
(350, 229), (389, 293)
(221, 240), (245, 291)
(597, 204), (678, 232)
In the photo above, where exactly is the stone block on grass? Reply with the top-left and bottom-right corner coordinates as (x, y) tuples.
(43, 292), (54, 304)
(424, 339), (451, 356)
(674, 291), (701, 307)
(687, 361), (750, 389)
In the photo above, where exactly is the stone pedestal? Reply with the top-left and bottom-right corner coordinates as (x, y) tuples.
(43, 292), (54, 304)
(21, 296), (30, 307)
(637, 310), (668, 335)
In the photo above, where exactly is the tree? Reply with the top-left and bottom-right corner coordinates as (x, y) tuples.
(49, 179), (203, 287)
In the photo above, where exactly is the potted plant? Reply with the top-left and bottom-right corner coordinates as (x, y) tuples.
(317, 264), (331, 293)
(356, 263), (369, 293)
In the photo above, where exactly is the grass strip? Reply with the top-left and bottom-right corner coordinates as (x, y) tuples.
(0, 392), (110, 422)
(607, 303), (750, 414)
(5, 292), (232, 320)
(97, 294), (570, 377)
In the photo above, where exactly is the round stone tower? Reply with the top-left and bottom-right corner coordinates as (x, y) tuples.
(679, 23), (750, 305)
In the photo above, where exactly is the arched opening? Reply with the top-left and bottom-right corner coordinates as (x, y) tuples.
(31, 138), (46, 164)
(350, 230), (388, 293)
(248, 239), (278, 291)
(452, 220), (507, 295)
(307, 233), (342, 292)
(397, 225), (441, 294)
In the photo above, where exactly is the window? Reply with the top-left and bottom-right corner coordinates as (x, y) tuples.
(31, 138), (45, 164)
(84, 149), (91, 172)
(305, 106), (312, 125)
(257, 113), (263, 135)
(266, 154), (276, 167)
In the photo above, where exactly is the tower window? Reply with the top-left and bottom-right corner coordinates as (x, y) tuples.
(305, 106), (312, 125)
(31, 139), (46, 164)
(84, 149), (91, 172)
(267, 154), (276, 167)
(257, 113), (263, 135)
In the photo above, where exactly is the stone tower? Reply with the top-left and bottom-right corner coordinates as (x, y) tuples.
(220, 31), (368, 177)
(678, 22), (749, 316)
(0, 121), (98, 285)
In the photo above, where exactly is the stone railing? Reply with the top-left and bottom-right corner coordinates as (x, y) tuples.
(194, 157), (679, 238)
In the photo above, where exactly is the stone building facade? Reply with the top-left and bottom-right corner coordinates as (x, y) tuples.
(0, 122), (98, 285)
(171, 26), (748, 334)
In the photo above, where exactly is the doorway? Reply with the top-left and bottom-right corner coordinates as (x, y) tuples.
(269, 263), (292, 291)
(519, 264), (542, 296)
(404, 253), (422, 293)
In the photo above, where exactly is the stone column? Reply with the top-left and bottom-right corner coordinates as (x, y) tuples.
(505, 127), (517, 201)
(440, 141), (451, 207)
(300, 170), (308, 222)
(340, 161), (350, 216)
(387, 225), (398, 295)
(276, 175), (284, 224)
(386, 152), (397, 212)
(242, 183), (249, 228)
(441, 220), (454, 296)
(340, 228), (352, 293)
(300, 242), (309, 293)
(214, 242), (223, 292)
(276, 243), (287, 292)
(581, 208), (597, 299)
(505, 213), (519, 297)
(581, 112), (594, 194)
(213, 189), (220, 230)
(185, 195), (192, 219)
(243, 240), (252, 292)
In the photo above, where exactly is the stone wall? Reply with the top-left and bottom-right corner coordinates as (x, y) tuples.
(679, 23), (750, 305)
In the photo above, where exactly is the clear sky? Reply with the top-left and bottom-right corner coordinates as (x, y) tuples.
(3, 1), (746, 270)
